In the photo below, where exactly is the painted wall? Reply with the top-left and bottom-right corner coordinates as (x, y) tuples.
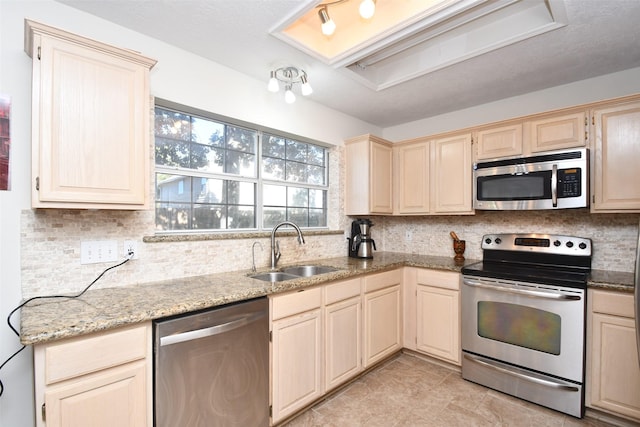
(1, 1), (639, 427)
(383, 66), (640, 140)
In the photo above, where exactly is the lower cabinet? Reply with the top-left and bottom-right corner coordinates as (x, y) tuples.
(270, 287), (323, 424)
(269, 271), (402, 424)
(404, 268), (461, 365)
(587, 289), (640, 422)
(33, 323), (152, 427)
(363, 269), (403, 367)
(324, 278), (362, 392)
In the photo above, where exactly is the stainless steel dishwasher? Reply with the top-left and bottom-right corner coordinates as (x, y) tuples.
(154, 297), (269, 427)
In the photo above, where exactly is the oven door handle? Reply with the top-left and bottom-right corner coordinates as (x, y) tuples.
(464, 353), (580, 392)
(462, 278), (582, 301)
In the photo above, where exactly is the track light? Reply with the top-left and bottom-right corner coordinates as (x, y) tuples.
(284, 85), (296, 104)
(300, 74), (313, 96)
(267, 67), (312, 103)
(267, 71), (279, 92)
(318, 7), (336, 36)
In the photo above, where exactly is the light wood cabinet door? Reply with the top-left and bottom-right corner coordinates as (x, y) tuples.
(395, 140), (430, 214)
(34, 323), (152, 427)
(591, 101), (640, 212)
(587, 290), (640, 422)
(363, 283), (402, 368)
(416, 286), (460, 365)
(271, 309), (323, 423)
(345, 135), (393, 215)
(324, 296), (362, 392)
(529, 111), (587, 153)
(476, 123), (523, 160)
(43, 361), (148, 427)
(25, 20), (156, 209)
(432, 133), (473, 213)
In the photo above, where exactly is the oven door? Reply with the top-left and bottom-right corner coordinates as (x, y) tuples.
(461, 276), (585, 383)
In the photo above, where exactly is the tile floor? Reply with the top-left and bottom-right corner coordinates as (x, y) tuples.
(283, 353), (620, 427)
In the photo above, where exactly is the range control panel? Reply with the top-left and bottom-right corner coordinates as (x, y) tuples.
(481, 233), (592, 256)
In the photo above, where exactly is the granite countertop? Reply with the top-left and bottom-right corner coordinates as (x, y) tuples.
(19, 252), (635, 346)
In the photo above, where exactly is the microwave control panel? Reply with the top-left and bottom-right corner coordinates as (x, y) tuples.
(558, 168), (581, 198)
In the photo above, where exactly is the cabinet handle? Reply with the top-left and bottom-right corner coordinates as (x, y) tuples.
(35, 176), (39, 191)
(41, 403), (46, 422)
(37, 46), (41, 60)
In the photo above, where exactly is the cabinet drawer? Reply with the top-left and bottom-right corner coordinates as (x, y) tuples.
(364, 269), (402, 293)
(591, 289), (635, 318)
(42, 323), (149, 385)
(325, 278), (361, 305)
(271, 287), (322, 320)
(415, 269), (459, 290)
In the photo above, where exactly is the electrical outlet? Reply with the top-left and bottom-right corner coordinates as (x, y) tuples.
(124, 240), (138, 259)
(81, 240), (118, 264)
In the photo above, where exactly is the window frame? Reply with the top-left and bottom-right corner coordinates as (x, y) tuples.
(154, 99), (330, 234)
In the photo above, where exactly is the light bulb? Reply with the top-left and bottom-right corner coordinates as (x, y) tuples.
(318, 7), (336, 36)
(300, 74), (313, 96)
(267, 73), (279, 93)
(284, 86), (296, 104)
(359, 0), (376, 19)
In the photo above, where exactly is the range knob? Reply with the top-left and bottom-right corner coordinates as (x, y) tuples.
(579, 242), (587, 250)
(566, 241), (574, 248)
(495, 238), (502, 244)
(553, 240), (561, 247)
(485, 238), (492, 244)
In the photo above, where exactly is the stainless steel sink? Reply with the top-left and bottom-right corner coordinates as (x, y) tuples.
(280, 265), (339, 277)
(250, 272), (300, 282)
(250, 265), (340, 282)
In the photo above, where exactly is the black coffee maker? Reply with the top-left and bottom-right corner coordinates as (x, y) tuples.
(347, 219), (376, 259)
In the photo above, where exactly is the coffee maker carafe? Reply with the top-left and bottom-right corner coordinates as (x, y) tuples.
(348, 219), (376, 259)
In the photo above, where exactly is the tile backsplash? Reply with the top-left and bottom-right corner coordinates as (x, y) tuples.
(378, 210), (639, 272)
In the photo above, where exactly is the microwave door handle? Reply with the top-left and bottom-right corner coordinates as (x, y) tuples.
(552, 164), (558, 207)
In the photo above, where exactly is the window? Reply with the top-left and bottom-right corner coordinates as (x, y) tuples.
(154, 104), (328, 232)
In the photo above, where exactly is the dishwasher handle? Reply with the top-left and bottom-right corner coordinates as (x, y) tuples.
(160, 310), (266, 347)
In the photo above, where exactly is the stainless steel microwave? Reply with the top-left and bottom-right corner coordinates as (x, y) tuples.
(473, 148), (588, 210)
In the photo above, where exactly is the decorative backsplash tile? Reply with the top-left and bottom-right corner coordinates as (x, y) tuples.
(379, 210), (639, 273)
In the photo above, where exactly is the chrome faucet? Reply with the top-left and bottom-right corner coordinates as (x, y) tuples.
(270, 221), (305, 270)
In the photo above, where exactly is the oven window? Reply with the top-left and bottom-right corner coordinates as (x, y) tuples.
(477, 301), (561, 355)
(477, 171), (551, 200)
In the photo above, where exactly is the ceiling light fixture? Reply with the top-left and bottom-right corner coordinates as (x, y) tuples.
(267, 66), (312, 103)
(317, 0), (376, 36)
(318, 7), (336, 36)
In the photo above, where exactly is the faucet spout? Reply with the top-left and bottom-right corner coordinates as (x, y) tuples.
(270, 221), (305, 270)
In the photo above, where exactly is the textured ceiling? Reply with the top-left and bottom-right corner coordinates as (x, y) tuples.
(56, 0), (640, 127)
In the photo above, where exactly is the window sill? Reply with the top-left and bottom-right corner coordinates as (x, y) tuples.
(143, 229), (343, 243)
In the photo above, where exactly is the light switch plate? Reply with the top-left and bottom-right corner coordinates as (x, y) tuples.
(81, 240), (118, 264)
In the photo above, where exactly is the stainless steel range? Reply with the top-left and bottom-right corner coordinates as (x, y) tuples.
(461, 233), (591, 418)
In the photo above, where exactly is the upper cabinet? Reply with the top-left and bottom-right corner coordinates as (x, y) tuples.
(431, 133), (473, 213)
(395, 138), (430, 214)
(25, 20), (157, 209)
(475, 110), (587, 161)
(590, 98), (640, 213)
(345, 134), (393, 215)
(395, 132), (473, 215)
(529, 111), (587, 153)
(476, 123), (523, 160)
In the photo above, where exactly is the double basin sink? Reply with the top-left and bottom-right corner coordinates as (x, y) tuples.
(251, 265), (341, 282)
